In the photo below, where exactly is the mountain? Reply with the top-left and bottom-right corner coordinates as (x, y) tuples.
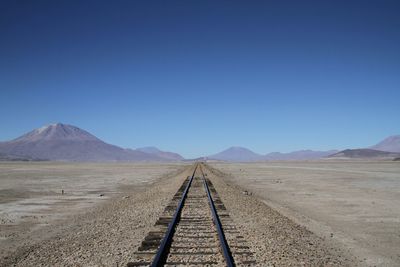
(263, 150), (339, 160)
(370, 135), (400, 153)
(209, 147), (339, 162)
(135, 146), (184, 160)
(183, 156), (226, 162)
(328, 149), (400, 159)
(183, 156), (210, 162)
(208, 147), (263, 162)
(326, 135), (400, 159)
(0, 152), (44, 162)
(0, 123), (171, 162)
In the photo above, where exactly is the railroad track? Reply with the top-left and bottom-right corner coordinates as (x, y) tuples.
(127, 163), (256, 266)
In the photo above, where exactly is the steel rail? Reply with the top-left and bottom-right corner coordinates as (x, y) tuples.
(200, 165), (235, 267)
(150, 164), (197, 267)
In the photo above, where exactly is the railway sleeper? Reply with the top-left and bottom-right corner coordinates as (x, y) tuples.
(168, 251), (219, 255)
(137, 240), (161, 251)
(163, 261), (219, 266)
(129, 165), (258, 266)
(171, 245), (219, 249)
(174, 234), (216, 238)
(166, 254), (224, 263)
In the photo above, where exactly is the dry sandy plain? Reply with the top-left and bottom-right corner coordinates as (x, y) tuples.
(0, 160), (398, 266)
(210, 161), (400, 266)
(0, 162), (187, 265)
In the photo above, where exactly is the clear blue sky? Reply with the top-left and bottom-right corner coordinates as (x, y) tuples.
(1, 0), (399, 158)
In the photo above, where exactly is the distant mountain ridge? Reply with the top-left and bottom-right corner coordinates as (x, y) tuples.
(370, 135), (400, 153)
(208, 134), (400, 161)
(328, 149), (400, 159)
(209, 147), (263, 162)
(1, 123), (398, 162)
(136, 146), (184, 161)
(0, 123), (183, 162)
(208, 147), (337, 161)
(329, 135), (400, 159)
(263, 150), (338, 160)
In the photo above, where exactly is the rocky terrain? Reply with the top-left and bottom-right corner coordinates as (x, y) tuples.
(204, 164), (356, 266)
(0, 162), (357, 266)
(211, 161), (400, 266)
(0, 163), (190, 266)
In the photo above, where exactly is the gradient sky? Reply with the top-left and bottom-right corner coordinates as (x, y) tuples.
(1, 0), (399, 158)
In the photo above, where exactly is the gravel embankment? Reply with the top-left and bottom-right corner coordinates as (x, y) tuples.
(204, 164), (358, 266)
(1, 165), (192, 267)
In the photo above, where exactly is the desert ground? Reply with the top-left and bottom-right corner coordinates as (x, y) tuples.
(210, 161), (400, 266)
(0, 162), (187, 265)
(0, 161), (398, 266)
